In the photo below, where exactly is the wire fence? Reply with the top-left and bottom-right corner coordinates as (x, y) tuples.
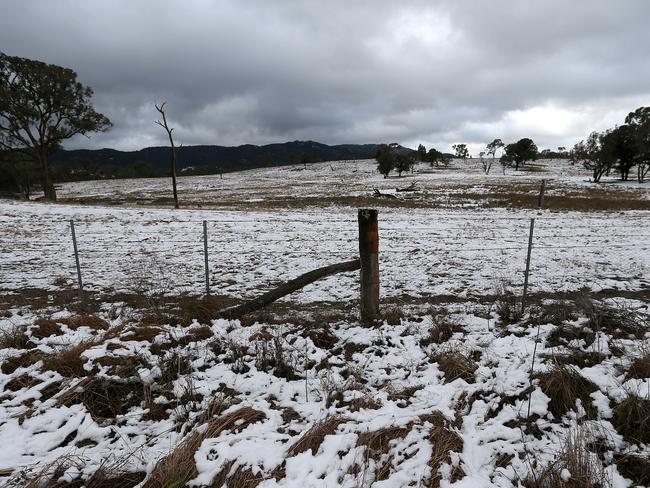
(1, 212), (650, 303)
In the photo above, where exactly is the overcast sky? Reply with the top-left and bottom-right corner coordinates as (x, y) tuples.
(2, 0), (649, 154)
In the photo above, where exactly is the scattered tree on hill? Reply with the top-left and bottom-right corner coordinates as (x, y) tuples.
(452, 143), (469, 159)
(501, 138), (538, 171)
(486, 138), (504, 160)
(416, 144), (427, 162)
(571, 132), (610, 182)
(375, 143), (396, 178)
(426, 148), (443, 167)
(0, 52), (111, 200)
(154, 102), (179, 209)
(395, 153), (414, 177)
(624, 106), (650, 182)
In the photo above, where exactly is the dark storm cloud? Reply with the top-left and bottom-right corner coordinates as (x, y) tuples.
(1, 0), (649, 153)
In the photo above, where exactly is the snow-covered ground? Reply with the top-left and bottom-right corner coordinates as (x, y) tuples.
(0, 159), (649, 487)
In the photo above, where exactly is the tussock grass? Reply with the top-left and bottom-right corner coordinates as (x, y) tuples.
(627, 351), (650, 380)
(0, 323), (32, 349)
(144, 407), (266, 488)
(612, 393), (650, 445)
(383, 305), (402, 326)
(31, 318), (63, 338)
(431, 349), (478, 384)
(286, 416), (347, 456)
(357, 425), (412, 481)
(523, 428), (611, 488)
(420, 308), (463, 346)
(421, 412), (463, 487)
(536, 363), (598, 419)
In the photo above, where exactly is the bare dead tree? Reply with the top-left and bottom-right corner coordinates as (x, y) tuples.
(154, 102), (179, 209)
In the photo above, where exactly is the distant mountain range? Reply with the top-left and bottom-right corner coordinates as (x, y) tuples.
(51, 140), (413, 173)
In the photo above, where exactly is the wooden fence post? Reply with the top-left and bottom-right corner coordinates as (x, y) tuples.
(358, 209), (380, 322)
(70, 220), (84, 306)
(521, 218), (535, 314)
(538, 179), (546, 209)
(203, 220), (210, 296)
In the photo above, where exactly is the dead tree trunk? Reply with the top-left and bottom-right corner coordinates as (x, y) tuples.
(155, 102), (179, 209)
(218, 259), (360, 319)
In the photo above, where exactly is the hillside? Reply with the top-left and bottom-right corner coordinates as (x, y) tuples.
(50, 141), (412, 173)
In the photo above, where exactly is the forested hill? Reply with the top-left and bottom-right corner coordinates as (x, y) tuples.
(51, 141), (411, 175)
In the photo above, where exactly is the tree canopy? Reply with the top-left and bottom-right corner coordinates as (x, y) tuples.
(0, 52), (111, 199)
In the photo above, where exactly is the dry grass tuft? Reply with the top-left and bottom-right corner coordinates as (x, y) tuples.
(613, 453), (650, 486)
(43, 341), (95, 377)
(493, 281), (522, 324)
(347, 395), (382, 412)
(58, 313), (109, 331)
(122, 325), (162, 343)
(286, 416), (347, 456)
(612, 393), (650, 445)
(383, 305), (402, 326)
(420, 309), (463, 347)
(0, 323), (32, 349)
(387, 384), (424, 405)
(422, 412), (463, 487)
(357, 425), (412, 481)
(536, 363), (598, 419)
(523, 428), (611, 488)
(627, 351), (650, 380)
(431, 349), (478, 384)
(31, 318), (63, 338)
(144, 407), (266, 488)
(1, 350), (45, 375)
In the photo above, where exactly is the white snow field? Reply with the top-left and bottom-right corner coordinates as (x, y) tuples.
(0, 159), (649, 487)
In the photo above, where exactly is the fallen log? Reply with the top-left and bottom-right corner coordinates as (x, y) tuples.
(372, 188), (398, 199)
(396, 182), (418, 192)
(218, 258), (360, 319)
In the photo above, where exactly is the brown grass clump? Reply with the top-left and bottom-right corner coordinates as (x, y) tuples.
(177, 294), (229, 325)
(31, 318), (63, 338)
(431, 350), (478, 384)
(387, 384), (424, 406)
(357, 425), (412, 481)
(347, 395), (382, 412)
(613, 453), (650, 486)
(43, 341), (95, 377)
(627, 352), (650, 380)
(177, 325), (214, 346)
(612, 393), (650, 445)
(383, 305), (402, 326)
(144, 407), (266, 488)
(422, 412), (463, 487)
(59, 314), (109, 331)
(72, 378), (144, 421)
(0, 323), (32, 349)
(122, 325), (162, 343)
(536, 363), (598, 419)
(420, 309), (463, 347)
(286, 416), (347, 457)
(1, 350), (45, 375)
(523, 428), (610, 488)
(493, 281), (522, 324)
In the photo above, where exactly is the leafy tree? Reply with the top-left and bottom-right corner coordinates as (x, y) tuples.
(571, 132), (610, 182)
(600, 125), (637, 181)
(395, 153), (414, 177)
(426, 148), (443, 167)
(375, 144), (395, 178)
(0, 52), (111, 200)
(624, 106), (650, 182)
(416, 144), (427, 162)
(452, 143), (469, 159)
(502, 138), (538, 170)
(486, 138), (504, 159)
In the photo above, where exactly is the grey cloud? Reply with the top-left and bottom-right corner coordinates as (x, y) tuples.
(1, 0), (649, 153)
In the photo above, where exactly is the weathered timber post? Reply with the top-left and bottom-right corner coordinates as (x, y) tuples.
(538, 179), (546, 209)
(70, 220), (84, 306)
(358, 209), (380, 322)
(521, 218), (535, 314)
(203, 220), (210, 295)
